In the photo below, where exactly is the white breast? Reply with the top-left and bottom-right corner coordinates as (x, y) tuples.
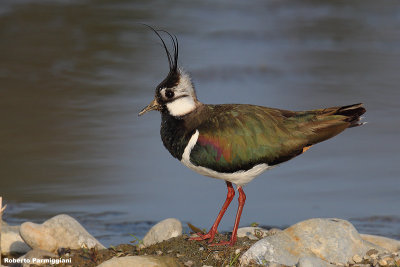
(181, 130), (272, 186)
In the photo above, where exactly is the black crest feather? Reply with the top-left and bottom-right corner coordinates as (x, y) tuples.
(142, 24), (179, 73)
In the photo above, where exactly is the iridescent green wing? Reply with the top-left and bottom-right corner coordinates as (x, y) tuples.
(189, 104), (351, 173)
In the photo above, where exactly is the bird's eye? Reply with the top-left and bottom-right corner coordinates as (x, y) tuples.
(165, 90), (174, 99)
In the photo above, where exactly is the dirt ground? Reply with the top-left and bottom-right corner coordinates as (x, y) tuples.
(3, 234), (400, 266)
(2, 233), (262, 267)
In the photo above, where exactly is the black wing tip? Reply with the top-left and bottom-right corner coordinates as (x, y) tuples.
(336, 103), (366, 127)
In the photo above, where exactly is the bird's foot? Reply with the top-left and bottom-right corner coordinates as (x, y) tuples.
(189, 231), (216, 243)
(190, 232), (236, 246)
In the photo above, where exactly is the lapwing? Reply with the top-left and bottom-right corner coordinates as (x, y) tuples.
(139, 28), (366, 246)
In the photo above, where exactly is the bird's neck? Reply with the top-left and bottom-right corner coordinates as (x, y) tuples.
(160, 104), (209, 160)
(160, 113), (191, 160)
(166, 95), (198, 117)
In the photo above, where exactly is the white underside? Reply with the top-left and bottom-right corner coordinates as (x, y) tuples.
(181, 130), (272, 186)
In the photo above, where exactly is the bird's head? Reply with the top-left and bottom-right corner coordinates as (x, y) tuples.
(139, 27), (200, 118)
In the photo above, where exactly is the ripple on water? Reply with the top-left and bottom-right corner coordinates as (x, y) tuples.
(350, 215), (400, 240)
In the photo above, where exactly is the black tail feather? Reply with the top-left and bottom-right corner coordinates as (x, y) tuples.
(335, 103), (366, 127)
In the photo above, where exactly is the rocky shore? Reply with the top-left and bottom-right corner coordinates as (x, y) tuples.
(1, 215), (400, 266)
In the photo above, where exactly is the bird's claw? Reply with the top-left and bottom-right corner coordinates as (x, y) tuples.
(189, 231), (215, 243)
(190, 231), (235, 246)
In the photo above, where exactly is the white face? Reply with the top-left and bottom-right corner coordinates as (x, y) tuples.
(160, 71), (198, 117)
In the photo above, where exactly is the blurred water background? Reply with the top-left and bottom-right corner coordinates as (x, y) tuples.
(1, 0), (399, 246)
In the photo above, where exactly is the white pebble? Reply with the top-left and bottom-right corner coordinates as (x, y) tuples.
(184, 260), (194, 267)
(378, 259), (387, 266)
(353, 254), (362, 263)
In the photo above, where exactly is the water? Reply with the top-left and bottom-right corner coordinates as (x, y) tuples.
(1, 0), (399, 247)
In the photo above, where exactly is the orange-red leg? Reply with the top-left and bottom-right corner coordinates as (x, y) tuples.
(209, 186), (246, 246)
(190, 181), (235, 243)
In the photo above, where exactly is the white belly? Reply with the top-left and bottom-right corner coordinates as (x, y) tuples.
(180, 130), (273, 186)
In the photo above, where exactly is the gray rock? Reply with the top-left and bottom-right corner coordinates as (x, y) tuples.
(297, 256), (338, 267)
(142, 218), (182, 247)
(240, 230), (303, 266)
(19, 214), (105, 252)
(1, 224), (31, 254)
(361, 234), (400, 253)
(263, 262), (290, 267)
(237, 227), (275, 240)
(240, 218), (385, 266)
(97, 255), (183, 267)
